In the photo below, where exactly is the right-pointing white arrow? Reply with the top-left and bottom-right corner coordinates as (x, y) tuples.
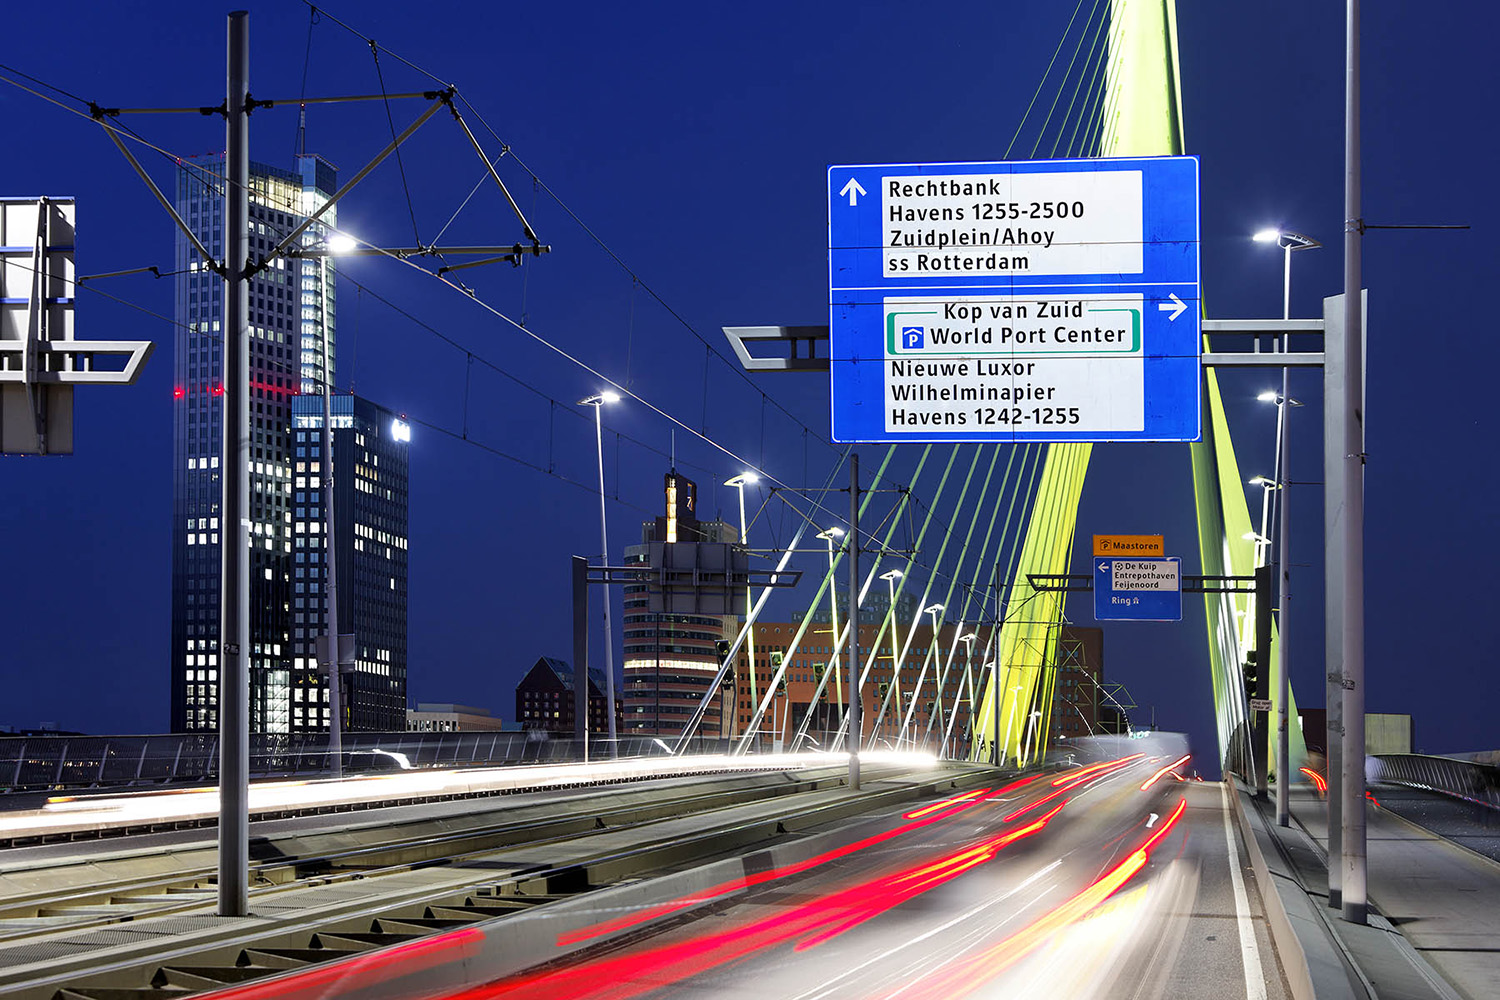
(1158, 292), (1188, 321)
(839, 178), (867, 207)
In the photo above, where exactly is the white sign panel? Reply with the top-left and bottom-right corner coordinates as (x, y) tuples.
(882, 170), (1144, 278)
(830, 156), (1200, 444)
(1110, 559), (1181, 593)
(882, 291), (1145, 434)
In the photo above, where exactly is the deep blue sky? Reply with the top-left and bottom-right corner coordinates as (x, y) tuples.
(1, 3), (1493, 763)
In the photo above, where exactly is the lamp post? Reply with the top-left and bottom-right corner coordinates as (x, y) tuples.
(726, 473), (759, 735)
(317, 240), (344, 778)
(898, 603), (944, 749)
(815, 528), (845, 713)
(578, 391), (621, 745)
(979, 660), (997, 764)
(1257, 392), (1302, 826)
(1253, 229), (1322, 322)
(1254, 226), (1320, 830)
(982, 660), (999, 764)
(879, 569), (904, 741)
(936, 631), (978, 757)
(1022, 709), (1043, 768)
(1001, 681), (1023, 766)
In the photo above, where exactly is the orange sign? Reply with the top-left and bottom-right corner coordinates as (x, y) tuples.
(1093, 534), (1164, 557)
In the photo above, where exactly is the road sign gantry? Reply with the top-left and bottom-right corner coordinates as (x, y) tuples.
(827, 156), (1201, 444)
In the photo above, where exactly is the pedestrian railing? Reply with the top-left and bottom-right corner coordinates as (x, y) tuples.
(1370, 753), (1500, 811)
(0, 731), (735, 794)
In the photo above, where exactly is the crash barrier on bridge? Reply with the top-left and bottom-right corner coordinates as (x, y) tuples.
(0, 731), (734, 794)
(1370, 753), (1500, 811)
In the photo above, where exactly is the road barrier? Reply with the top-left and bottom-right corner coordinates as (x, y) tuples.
(0, 731), (733, 794)
(1370, 753), (1500, 811)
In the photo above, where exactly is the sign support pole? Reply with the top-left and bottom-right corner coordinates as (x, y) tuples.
(573, 556), (589, 761)
(217, 9), (250, 919)
(1340, 0), (1368, 926)
(847, 453), (860, 791)
(992, 563), (1001, 767)
(1252, 564), (1273, 798)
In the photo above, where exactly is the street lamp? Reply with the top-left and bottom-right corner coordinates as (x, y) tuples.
(815, 528), (845, 710)
(578, 391), (622, 745)
(316, 234), (351, 778)
(1254, 226), (1319, 831)
(726, 473), (760, 729)
(879, 569), (904, 740)
(1261, 389), (1302, 829)
(1252, 229), (1321, 322)
(1001, 681), (1023, 766)
(897, 603), (944, 749)
(935, 631), (978, 757)
(1022, 709), (1043, 768)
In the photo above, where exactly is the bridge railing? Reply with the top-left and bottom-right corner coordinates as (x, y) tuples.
(0, 731), (735, 794)
(1370, 753), (1500, 811)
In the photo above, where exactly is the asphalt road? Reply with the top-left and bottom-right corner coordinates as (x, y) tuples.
(446, 739), (1292, 1000)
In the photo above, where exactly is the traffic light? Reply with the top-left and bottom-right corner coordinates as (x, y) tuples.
(1242, 650), (1259, 698)
(716, 640), (731, 664)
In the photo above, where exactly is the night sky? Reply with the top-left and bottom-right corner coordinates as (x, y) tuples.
(2, 2), (1493, 767)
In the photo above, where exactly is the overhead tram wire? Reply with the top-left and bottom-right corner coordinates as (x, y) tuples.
(680, 441), (865, 752)
(296, 3), (842, 465)
(893, 445), (998, 745)
(768, 0), (1122, 743)
(963, 3), (1115, 761)
(736, 445), (908, 755)
(866, 446), (969, 747)
(368, 40), (424, 249)
(0, 253), (689, 524)
(968, 442), (1044, 758)
(6, 11), (1101, 639)
(0, 58), (847, 535)
(905, 445), (1005, 743)
(836, 446), (950, 750)
(924, 446), (1019, 748)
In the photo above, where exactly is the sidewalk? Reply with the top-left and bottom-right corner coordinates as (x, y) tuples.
(1235, 780), (1500, 1000)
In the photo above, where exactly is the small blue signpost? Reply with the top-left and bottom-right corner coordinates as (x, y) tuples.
(1094, 556), (1183, 622)
(828, 156), (1200, 444)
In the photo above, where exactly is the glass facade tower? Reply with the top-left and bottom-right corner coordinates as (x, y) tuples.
(290, 395), (410, 732)
(169, 153), (338, 733)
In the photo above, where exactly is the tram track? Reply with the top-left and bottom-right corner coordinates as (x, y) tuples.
(0, 760), (997, 1000)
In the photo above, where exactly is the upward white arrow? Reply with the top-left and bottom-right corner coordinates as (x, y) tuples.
(839, 178), (867, 207)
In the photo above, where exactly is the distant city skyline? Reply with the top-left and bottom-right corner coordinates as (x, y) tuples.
(1, 4), (1493, 764)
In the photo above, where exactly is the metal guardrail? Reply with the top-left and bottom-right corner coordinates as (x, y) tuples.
(1370, 752), (1500, 811)
(0, 731), (734, 793)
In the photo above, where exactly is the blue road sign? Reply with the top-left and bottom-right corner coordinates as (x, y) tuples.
(828, 156), (1200, 444)
(1094, 556), (1183, 622)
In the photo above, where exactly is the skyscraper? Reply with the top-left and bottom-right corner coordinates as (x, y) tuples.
(621, 471), (738, 737)
(290, 394), (410, 732)
(170, 153), (338, 733)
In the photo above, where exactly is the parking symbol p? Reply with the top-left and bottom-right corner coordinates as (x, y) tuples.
(902, 326), (925, 350)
